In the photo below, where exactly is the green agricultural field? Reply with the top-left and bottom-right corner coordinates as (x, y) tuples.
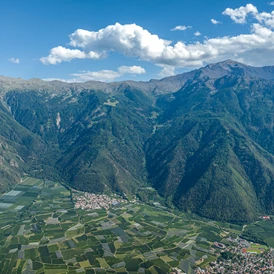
(242, 220), (274, 247)
(0, 177), (268, 273)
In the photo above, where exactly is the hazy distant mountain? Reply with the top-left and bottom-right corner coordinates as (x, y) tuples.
(1, 60), (274, 223)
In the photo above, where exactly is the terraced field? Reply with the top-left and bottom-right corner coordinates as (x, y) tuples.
(0, 177), (251, 273)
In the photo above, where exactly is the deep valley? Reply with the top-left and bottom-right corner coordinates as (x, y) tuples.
(1, 60), (274, 223)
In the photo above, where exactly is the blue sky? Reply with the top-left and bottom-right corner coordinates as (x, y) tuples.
(1, 0), (274, 82)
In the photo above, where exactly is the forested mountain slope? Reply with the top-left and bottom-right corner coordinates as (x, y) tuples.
(1, 60), (274, 223)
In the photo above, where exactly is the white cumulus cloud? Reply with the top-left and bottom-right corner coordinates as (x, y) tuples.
(171, 25), (192, 31)
(40, 4), (274, 74)
(118, 65), (146, 74)
(40, 46), (103, 64)
(70, 70), (120, 82)
(44, 65), (146, 82)
(255, 11), (274, 29)
(211, 19), (221, 25)
(223, 4), (274, 29)
(68, 23), (171, 62)
(222, 4), (258, 24)
(9, 58), (20, 64)
(158, 66), (176, 77)
(194, 31), (201, 36)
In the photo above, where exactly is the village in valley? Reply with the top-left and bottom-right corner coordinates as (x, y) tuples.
(0, 177), (274, 273)
(195, 237), (274, 274)
(73, 190), (274, 274)
(73, 191), (127, 211)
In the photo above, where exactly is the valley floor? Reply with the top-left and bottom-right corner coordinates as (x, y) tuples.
(0, 177), (272, 273)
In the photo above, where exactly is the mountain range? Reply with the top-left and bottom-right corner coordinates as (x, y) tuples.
(1, 60), (274, 223)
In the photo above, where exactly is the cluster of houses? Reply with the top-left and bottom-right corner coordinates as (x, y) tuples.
(195, 237), (274, 274)
(73, 192), (126, 210)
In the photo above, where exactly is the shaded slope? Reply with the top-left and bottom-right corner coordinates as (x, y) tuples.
(146, 76), (274, 222)
(5, 86), (156, 195)
(58, 87), (155, 194)
(0, 99), (54, 191)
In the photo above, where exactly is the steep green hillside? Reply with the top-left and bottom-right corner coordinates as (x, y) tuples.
(5, 86), (156, 195)
(0, 100), (54, 191)
(1, 60), (274, 223)
(147, 76), (274, 223)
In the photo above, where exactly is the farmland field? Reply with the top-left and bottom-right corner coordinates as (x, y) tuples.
(0, 177), (268, 273)
(242, 219), (274, 247)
